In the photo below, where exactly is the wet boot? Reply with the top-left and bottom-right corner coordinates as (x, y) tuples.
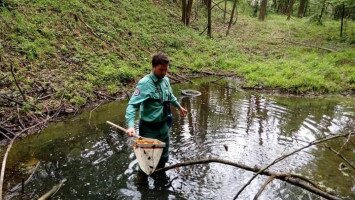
(151, 161), (170, 187)
(135, 168), (148, 186)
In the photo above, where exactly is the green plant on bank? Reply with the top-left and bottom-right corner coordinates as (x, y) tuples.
(0, 0), (354, 112)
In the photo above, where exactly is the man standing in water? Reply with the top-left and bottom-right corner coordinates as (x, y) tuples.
(125, 53), (187, 183)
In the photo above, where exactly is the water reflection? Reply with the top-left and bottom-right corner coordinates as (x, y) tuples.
(3, 79), (354, 199)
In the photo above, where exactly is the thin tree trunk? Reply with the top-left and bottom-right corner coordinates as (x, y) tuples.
(298, 0), (306, 18)
(226, 0), (237, 36)
(182, 0), (187, 24)
(303, 0), (308, 16)
(223, 0), (227, 22)
(259, 0), (268, 21)
(287, 0), (294, 20)
(207, 0), (212, 38)
(186, 0), (193, 26)
(318, 1), (326, 24)
(340, 3), (345, 37)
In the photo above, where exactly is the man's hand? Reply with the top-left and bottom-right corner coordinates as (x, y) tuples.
(178, 106), (188, 117)
(126, 127), (136, 137)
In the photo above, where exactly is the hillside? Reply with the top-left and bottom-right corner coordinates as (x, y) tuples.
(0, 0), (354, 135)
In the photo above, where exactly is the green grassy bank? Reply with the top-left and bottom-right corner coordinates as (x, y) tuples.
(0, 0), (354, 111)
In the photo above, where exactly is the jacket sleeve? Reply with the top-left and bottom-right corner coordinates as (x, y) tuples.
(125, 81), (151, 128)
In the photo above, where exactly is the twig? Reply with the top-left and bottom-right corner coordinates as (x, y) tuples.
(338, 132), (353, 153)
(170, 71), (193, 83)
(325, 144), (355, 170)
(0, 138), (16, 200)
(253, 175), (275, 200)
(0, 116), (57, 199)
(156, 158), (340, 200)
(10, 63), (27, 102)
(0, 94), (23, 106)
(93, 91), (117, 100)
(9, 162), (40, 193)
(0, 125), (16, 136)
(16, 105), (25, 129)
(167, 74), (181, 83)
(37, 178), (67, 200)
(0, 130), (11, 140)
(88, 102), (103, 126)
(233, 132), (354, 199)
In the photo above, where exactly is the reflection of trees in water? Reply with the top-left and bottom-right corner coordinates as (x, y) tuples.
(275, 97), (348, 139)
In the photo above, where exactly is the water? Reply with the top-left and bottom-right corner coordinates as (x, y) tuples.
(2, 78), (355, 199)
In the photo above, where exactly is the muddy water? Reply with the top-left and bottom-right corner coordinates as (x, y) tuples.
(3, 79), (354, 200)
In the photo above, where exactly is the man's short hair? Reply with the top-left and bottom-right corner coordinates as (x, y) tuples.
(152, 53), (169, 67)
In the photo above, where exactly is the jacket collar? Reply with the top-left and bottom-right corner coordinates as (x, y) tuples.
(149, 72), (162, 83)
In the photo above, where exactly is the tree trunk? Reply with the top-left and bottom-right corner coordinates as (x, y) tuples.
(181, 0), (187, 24)
(297, 0), (306, 18)
(253, 3), (259, 17)
(207, 0), (212, 38)
(287, 0), (294, 20)
(186, 0), (193, 26)
(340, 3), (345, 37)
(223, 0), (227, 22)
(272, 0), (277, 12)
(259, 0), (268, 21)
(318, 1), (326, 24)
(282, 0), (289, 14)
(303, 0), (308, 17)
(226, 0), (237, 36)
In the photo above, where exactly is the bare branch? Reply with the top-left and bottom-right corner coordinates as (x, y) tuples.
(325, 144), (355, 170)
(155, 158), (340, 200)
(253, 175), (275, 200)
(233, 132), (354, 199)
(10, 63), (27, 102)
(37, 178), (67, 200)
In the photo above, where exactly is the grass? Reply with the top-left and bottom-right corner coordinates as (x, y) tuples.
(0, 0), (354, 110)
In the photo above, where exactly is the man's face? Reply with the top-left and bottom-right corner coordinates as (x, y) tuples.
(153, 64), (168, 79)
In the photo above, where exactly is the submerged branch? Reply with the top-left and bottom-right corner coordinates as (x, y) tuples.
(325, 144), (355, 170)
(155, 158), (340, 200)
(37, 179), (67, 200)
(253, 175), (275, 200)
(233, 132), (354, 199)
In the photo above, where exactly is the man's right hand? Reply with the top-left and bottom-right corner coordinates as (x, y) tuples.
(126, 127), (136, 137)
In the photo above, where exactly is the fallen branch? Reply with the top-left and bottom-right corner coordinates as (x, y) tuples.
(0, 136), (16, 200)
(37, 178), (67, 200)
(10, 63), (27, 102)
(234, 132), (354, 199)
(155, 158), (340, 200)
(338, 132), (354, 153)
(170, 71), (193, 83)
(253, 175), (275, 200)
(93, 91), (117, 100)
(9, 162), (40, 193)
(0, 115), (59, 199)
(167, 74), (181, 83)
(325, 144), (355, 170)
(0, 130), (11, 140)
